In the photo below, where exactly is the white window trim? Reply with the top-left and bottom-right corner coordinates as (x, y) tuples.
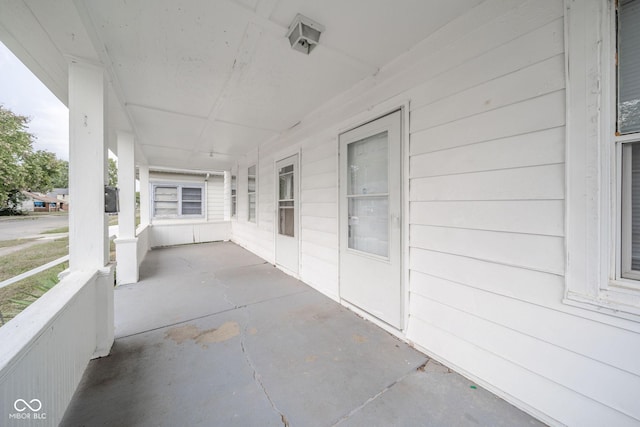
(564, 0), (640, 319)
(151, 182), (205, 219)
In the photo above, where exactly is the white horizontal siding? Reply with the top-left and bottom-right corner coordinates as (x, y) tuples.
(229, 1), (640, 425)
(410, 126), (565, 178)
(410, 164), (565, 201)
(410, 225), (565, 274)
(410, 200), (564, 236)
(299, 136), (339, 296)
(207, 175), (224, 221)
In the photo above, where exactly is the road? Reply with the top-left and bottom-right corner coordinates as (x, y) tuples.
(0, 215), (69, 241)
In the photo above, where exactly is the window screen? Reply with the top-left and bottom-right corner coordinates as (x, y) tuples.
(181, 187), (202, 215)
(154, 186), (178, 216)
(618, 0), (640, 134)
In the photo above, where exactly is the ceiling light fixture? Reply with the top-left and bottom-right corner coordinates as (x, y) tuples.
(286, 13), (324, 55)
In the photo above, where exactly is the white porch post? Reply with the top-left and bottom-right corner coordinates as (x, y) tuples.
(114, 131), (139, 285)
(139, 164), (150, 226)
(68, 59), (114, 357)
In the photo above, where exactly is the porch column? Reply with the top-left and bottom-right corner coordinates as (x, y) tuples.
(139, 164), (150, 226)
(68, 59), (114, 357)
(114, 131), (139, 285)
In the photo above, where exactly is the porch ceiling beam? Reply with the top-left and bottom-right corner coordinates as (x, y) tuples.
(71, 0), (145, 164)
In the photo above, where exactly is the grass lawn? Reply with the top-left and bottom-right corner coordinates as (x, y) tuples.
(0, 237), (69, 325)
(0, 237), (69, 282)
(0, 238), (35, 249)
(41, 226), (69, 234)
(0, 263), (67, 325)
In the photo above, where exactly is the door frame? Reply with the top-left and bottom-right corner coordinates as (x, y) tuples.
(273, 147), (302, 278)
(337, 101), (410, 333)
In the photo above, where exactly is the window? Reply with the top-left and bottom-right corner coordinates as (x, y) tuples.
(231, 174), (237, 218)
(152, 184), (203, 218)
(248, 165), (256, 222)
(565, 0), (640, 317)
(618, 0), (640, 281)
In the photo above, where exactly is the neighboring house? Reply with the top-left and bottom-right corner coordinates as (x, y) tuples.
(1, 1), (639, 426)
(20, 191), (66, 212)
(47, 188), (70, 204)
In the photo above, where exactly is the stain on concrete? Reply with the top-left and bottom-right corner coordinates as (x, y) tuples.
(165, 324), (200, 344)
(248, 327), (258, 335)
(165, 321), (240, 347)
(196, 322), (240, 345)
(305, 355), (317, 363)
(352, 334), (367, 344)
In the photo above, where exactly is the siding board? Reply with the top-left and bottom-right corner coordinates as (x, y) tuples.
(410, 273), (640, 377)
(410, 294), (640, 417)
(410, 224), (564, 274)
(411, 55), (565, 131)
(409, 17), (564, 111)
(410, 127), (565, 178)
(409, 249), (564, 307)
(410, 164), (565, 201)
(408, 317), (639, 427)
(301, 202), (337, 219)
(410, 200), (564, 236)
(410, 90), (566, 155)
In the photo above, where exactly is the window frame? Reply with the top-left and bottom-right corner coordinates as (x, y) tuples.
(247, 165), (257, 223)
(231, 174), (237, 219)
(564, 0), (640, 319)
(151, 182), (205, 219)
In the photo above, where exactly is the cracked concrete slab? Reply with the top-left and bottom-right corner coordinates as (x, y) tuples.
(337, 369), (546, 427)
(62, 241), (544, 426)
(61, 309), (282, 427)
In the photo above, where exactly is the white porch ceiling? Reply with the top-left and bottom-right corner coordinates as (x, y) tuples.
(0, 0), (482, 170)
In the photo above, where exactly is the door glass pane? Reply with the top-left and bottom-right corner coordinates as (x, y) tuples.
(348, 197), (388, 257)
(618, 0), (640, 134)
(347, 131), (388, 195)
(278, 163), (295, 237)
(279, 204), (295, 237)
(279, 172), (294, 200)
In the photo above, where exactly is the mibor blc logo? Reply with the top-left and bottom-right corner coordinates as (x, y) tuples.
(9, 399), (46, 420)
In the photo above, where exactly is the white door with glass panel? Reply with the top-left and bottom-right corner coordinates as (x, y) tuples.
(339, 111), (402, 328)
(276, 154), (299, 275)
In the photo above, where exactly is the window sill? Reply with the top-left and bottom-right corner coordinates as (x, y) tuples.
(564, 289), (640, 321)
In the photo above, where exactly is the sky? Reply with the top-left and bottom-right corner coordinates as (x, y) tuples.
(0, 41), (70, 161)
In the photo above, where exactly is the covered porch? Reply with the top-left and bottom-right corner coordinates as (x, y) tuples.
(1, 0), (639, 425)
(61, 242), (540, 426)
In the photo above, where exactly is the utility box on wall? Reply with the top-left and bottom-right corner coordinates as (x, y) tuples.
(104, 186), (119, 213)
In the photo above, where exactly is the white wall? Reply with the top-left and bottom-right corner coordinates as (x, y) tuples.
(0, 271), (108, 427)
(207, 174), (224, 221)
(229, 1), (640, 425)
(150, 222), (230, 247)
(148, 171), (229, 247)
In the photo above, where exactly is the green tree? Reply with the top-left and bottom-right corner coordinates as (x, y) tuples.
(0, 105), (33, 212)
(51, 160), (69, 188)
(23, 150), (59, 193)
(108, 158), (118, 187)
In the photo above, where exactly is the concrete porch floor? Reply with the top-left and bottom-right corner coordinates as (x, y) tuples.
(61, 241), (544, 427)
